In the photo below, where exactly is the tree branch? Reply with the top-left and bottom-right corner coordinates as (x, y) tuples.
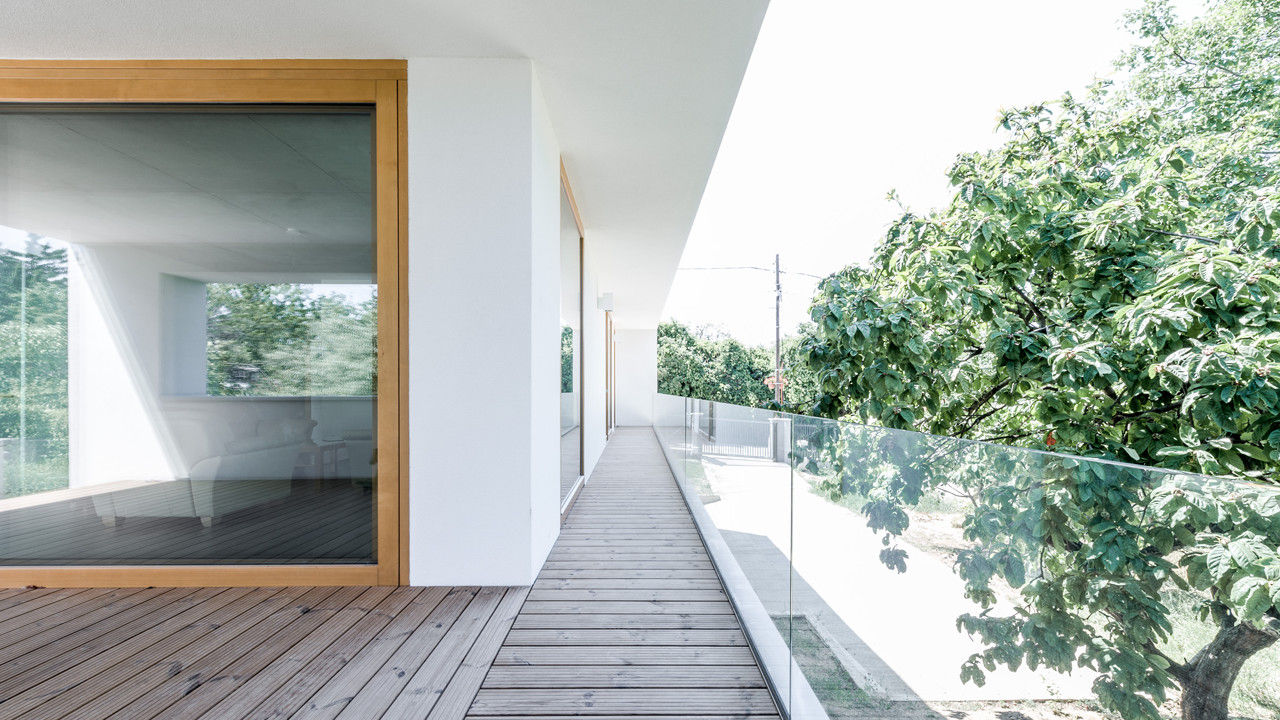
(1113, 402), (1180, 420)
(1144, 227), (1221, 245)
(981, 432), (1033, 443)
(1146, 640), (1190, 682)
(1009, 284), (1049, 331)
(1160, 31), (1244, 79)
(958, 380), (1011, 434)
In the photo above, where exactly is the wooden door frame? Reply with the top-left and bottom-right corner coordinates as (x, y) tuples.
(0, 60), (408, 587)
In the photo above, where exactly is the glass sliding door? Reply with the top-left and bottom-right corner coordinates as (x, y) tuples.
(559, 188), (583, 504)
(0, 106), (379, 565)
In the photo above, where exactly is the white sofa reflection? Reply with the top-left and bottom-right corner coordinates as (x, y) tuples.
(90, 397), (374, 527)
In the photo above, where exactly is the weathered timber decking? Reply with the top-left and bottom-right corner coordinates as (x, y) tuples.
(467, 427), (780, 719)
(0, 584), (527, 719)
(0, 427), (778, 719)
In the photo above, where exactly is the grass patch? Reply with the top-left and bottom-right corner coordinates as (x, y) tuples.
(0, 455), (68, 497)
(1159, 589), (1280, 720)
(773, 614), (888, 717)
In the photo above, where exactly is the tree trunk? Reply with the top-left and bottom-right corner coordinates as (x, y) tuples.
(1180, 621), (1279, 720)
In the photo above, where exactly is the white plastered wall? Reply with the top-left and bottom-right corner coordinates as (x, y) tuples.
(615, 327), (657, 426)
(406, 58), (562, 586)
(579, 242), (607, 477)
(68, 246), (184, 487)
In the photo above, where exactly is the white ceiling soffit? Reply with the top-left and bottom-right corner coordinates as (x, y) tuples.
(0, 0), (771, 328)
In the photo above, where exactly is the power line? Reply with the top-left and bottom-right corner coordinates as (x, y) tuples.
(675, 262), (824, 275)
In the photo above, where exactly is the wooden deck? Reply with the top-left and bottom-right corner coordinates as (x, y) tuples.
(0, 428), (778, 719)
(469, 427), (779, 719)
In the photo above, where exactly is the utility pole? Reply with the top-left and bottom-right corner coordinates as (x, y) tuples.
(774, 253), (782, 405)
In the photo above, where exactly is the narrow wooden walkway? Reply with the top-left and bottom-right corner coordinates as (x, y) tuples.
(467, 427), (780, 719)
(0, 428), (778, 719)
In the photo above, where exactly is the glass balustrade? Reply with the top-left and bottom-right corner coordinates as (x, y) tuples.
(654, 393), (1280, 720)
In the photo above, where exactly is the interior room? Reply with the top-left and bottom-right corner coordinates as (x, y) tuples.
(0, 106), (380, 564)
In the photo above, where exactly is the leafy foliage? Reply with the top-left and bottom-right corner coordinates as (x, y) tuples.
(207, 284), (377, 396)
(657, 319), (819, 409)
(0, 238), (68, 495)
(803, 0), (1280, 482)
(799, 1), (1280, 718)
(561, 326), (575, 393)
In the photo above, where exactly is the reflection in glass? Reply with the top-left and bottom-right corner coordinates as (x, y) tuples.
(559, 190), (583, 504)
(0, 107), (376, 564)
(654, 393), (1280, 720)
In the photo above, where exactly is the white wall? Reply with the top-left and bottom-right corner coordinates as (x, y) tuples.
(68, 246), (182, 487)
(614, 327), (657, 426)
(528, 72), (562, 577)
(407, 58), (562, 586)
(579, 242), (607, 477)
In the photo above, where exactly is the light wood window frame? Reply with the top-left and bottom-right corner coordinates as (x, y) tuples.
(0, 60), (409, 587)
(560, 161), (586, 480)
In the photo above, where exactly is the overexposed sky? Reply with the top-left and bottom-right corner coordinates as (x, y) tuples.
(663, 0), (1204, 347)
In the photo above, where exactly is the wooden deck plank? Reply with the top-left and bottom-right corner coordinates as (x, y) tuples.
(102, 586), (343, 720)
(519, 600), (733, 615)
(292, 586), (467, 720)
(525, 589), (726, 602)
(482, 666), (766, 689)
(466, 716), (779, 720)
(246, 587), (443, 719)
(468, 688), (778, 715)
(512, 613), (741, 629)
(0, 587), (203, 704)
(144, 587), (374, 720)
(493, 646), (759, 666)
(0, 587), (236, 718)
(503, 629), (747, 646)
(59, 587), (309, 720)
(331, 587), (502, 720)
(193, 586), (404, 719)
(414, 587), (529, 720)
(532, 577), (724, 590)
(469, 427), (777, 719)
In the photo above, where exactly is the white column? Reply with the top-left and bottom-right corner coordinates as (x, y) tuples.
(614, 327), (657, 426)
(406, 58), (562, 586)
(580, 249), (608, 477)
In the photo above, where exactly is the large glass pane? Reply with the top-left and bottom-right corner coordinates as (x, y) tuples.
(559, 189), (582, 503)
(0, 106), (377, 564)
(654, 394), (1280, 720)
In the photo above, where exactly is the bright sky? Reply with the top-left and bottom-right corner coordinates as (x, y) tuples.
(662, 0), (1204, 347)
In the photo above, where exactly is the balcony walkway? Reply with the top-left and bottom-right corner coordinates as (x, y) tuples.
(0, 427), (778, 719)
(467, 427), (777, 719)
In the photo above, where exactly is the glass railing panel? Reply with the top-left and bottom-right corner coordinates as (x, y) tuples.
(654, 393), (1280, 720)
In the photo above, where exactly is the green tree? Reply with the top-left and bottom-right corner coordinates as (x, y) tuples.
(781, 325), (822, 412)
(207, 284), (377, 397)
(657, 320), (774, 407)
(259, 294), (377, 396)
(206, 283), (316, 395)
(561, 326), (575, 393)
(0, 238), (69, 494)
(801, 1), (1280, 718)
(657, 320), (821, 411)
